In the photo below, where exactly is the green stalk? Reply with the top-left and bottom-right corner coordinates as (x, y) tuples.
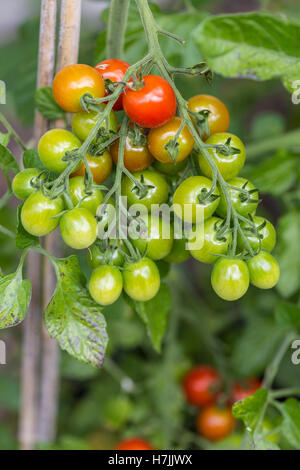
(0, 112), (27, 151)
(106, 0), (130, 59)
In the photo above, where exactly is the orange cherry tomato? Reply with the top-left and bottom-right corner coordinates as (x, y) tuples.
(110, 131), (153, 172)
(196, 405), (236, 442)
(52, 64), (105, 113)
(188, 94), (230, 138)
(95, 59), (130, 111)
(148, 117), (194, 164)
(71, 151), (112, 184)
(116, 438), (154, 450)
(183, 365), (221, 406)
(231, 377), (262, 403)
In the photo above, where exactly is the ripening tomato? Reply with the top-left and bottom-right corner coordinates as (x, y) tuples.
(153, 159), (188, 176)
(147, 117), (194, 164)
(123, 75), (176, 128)
(247, 251), (280, 289)
(68, 176), (103, 215)
(52, 64), (105, 113)
(38, 129), (81, 174)
(21, 191), (64, 237)
(71, 106), (118, 142)
(188, 217), (232, 264)
(60, 207), (97, 249)
(198, 133), (246, 181)
(217, 178), (259, 219)
(71, 151), (112, 185)
(188, 94), (230, 138)
(123, 257), (160, 301)
(89, 265), (123, 306)
(116, 438), (154, 450)
(164, 237), (190, 264)
(211, 257), (249, 301)
(95, 59), (130, 111)
(12, 168), (41, 200)
(110, 131), (153, 172)
(231, 377), (262, 402)
(238, 216), (276, 252)
(183, 365), (221, 406)
(173, 176), (220, 224)
(196, 406), (236, 442)
(121, 170), (169, 211)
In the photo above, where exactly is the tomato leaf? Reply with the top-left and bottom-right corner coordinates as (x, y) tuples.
(44, 255), (108, 367)
(232, 388), (268, 432)
(124, 282), (171, 353)
(193, 12), (300, 92)
(279, 398), (300, 449)
(275, 301), (300, 329)
(34, 86), (66, 121)
(0, 132), (10, 147)
(15, 205), (39, 250)
(0, 269), (31, 329)
(0, 144), (19, 174)
(23, 149), (45, 170)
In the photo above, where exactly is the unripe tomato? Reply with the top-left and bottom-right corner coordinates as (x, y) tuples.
(247, 251), (280, 289)
(196, 405), (236, 441)
(68, 176), (103, 215)
(238, 216), (276, 252)
(21, 191), (64, 237)
(71, 151), (112, 185)
(116, 438), (154, 450)
(52, 64), (105, 113)
(153, 159), (188, 176)
(164, 237), (190, 264)
(121, 170), (169, 211)
(147, 117), (194, 164)
(110, 132), (153, 173)
(38, 129), (81, 174)
(217, 177), (259, 218)
(95, 59), (130, 111)
(231, 377), (262, 402)
(129, 213), (173, 260)
(123, 75), (176, 128)
(88, 241), (125, 269)
(60, 207), (97, 249)
(123, 257), (160, 302)
(198, 133), (246, 180)
(183, 365), (221, 406)
(188, 217), (232, 264)
(187, 94), (230, 137)
(12, 168), (41, 200)
(211, 257), (249, 301)
(89, 265), (123, 306)
(71, 107), (118, 142)
(173, 176), (220, 224)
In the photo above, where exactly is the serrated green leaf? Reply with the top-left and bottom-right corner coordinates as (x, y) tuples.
(23, 149), (45, 170)
(0, 144), (19, 174)
(193, 12), (300, 92)
(45, 255), (108, 367)
(232, 388), (268, 432)
(15, 205), (39, 250)
(125, 282), (171, 353)
(275, 301), (300, 329)
(280, 398), (300, 449)
(0, 132), (10, 147)
(0, 269), (31, 329)
(34, 86), (66, 121)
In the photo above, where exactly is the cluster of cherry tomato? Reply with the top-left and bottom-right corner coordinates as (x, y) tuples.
(12, 58), (280, 307)
(183, 365), (261, 442)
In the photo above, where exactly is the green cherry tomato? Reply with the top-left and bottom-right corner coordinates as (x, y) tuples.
(123, 257), (160, 301)
(188, 217), (232, 264)
(97, 198), (116, 238)
(87, 241), (125, 269)
(60, 207), (97, 249)
(129, 213), (173, 260)
(211, 257), (249, 301)
(247, 251), (280, 289)
(164, 237), (190, 263)
(153, 159), (188, 176)
(69, 176), (103, 215)
(238, 216), (276, 252)
(12, 168), (41, 200)
(217, 178), (259, 218)
(121, 170), (169, 212)
(89, 265), (123, 306)
(198, 133), (246, 180)
(71, 105), (118, 142)
(21, 191), (64, 237)
(173, 176), (220, 224)
(38, 129), (81, 174)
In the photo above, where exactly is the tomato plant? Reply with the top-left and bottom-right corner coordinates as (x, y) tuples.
(188, 94), (230, 138)
(69, 176), (103, 215)
(71, 151), (113, 184)
(247, 251), (280, 290)
(110, 129), (153, 172)
(183, 365), (221, 406)
(95, 59), (130, 111)
(121, 169), (169, 211)
(196, 406), (236, 442)
(89, 265), (123, 306)
(123, 257), (160, 302)
(59, 207), (97, 250)
(72, 107), (118, 142)
(38, 129), (81, 174)
(21, 191), (64, 237)
(12, 168), (41, 200)
(211, 258), (250, 301)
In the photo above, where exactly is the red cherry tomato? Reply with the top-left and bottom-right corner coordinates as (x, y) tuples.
(116, 438), (154, 450)
(183, 365), (221, 406)
(123, 75), (176, 128)
(95, 59), (130, 111)
(196, 405), (236, 442)
(231, 377), (262, 403)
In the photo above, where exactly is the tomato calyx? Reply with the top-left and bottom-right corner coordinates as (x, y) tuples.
(188, 108), (211, 138)
(127, 123), (147, 147)
(130, 174), (155, 200)
(197, 187), (220, 205)
(212, 137), (241, 158)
